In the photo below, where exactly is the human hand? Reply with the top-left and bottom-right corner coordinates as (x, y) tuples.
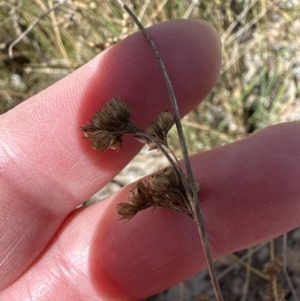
(1, 19), (299, 301)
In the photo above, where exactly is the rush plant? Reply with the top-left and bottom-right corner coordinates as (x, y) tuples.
(82, 96), (200, 219)
(82, 2), (224, 300)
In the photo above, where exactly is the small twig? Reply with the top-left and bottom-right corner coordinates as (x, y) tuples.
(116, 2), (224, 300)
(48, 0), (69, 61)
(230, 253), (269, 281)
(282, 233), (299, 301)
(179, 282), (185, 301)
(270, 240), (279, 301)
(202, 243), (268, 293)
(241, 248), (253, 301)
(135, 129), (186, 190)
(8, 0), (68, 59)
(111, 179), (125, 187)
(165, 145), (181, 170)
(117, 1), (194, 190)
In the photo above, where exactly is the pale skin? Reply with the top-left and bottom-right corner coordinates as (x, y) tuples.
(0, 19), (300, 301)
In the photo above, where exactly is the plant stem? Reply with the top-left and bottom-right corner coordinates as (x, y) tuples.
(135, 129), (187, 193)
(191, 202), (224, 301)
(116, 1), (224, 300)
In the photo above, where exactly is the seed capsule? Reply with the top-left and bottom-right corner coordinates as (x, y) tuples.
(116, 203), (139, 220)
(149, 173), (172, 192)
(157, 111), (174, 135)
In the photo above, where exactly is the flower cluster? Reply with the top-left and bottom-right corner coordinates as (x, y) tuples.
(82, 97), (174, 153)
(81, 97), (199, 221)
(135, 110), (174, 150)
(81, 97), (132, 152)
(117, 167), (200, 220)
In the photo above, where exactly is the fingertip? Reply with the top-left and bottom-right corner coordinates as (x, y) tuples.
(78, 19), (222, 168)
(89, 188), (205, 301)
(79, 19), (222, 128)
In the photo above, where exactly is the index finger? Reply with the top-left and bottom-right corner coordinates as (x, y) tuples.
(0, 19), (221, 289)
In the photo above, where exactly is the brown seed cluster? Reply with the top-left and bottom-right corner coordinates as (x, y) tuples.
(81, 97), (174, 152)
(81, 97), (132, 152)
(117, 167), (200, 220)
(81, 97), (200, 220)
(135, 111), (174, 150)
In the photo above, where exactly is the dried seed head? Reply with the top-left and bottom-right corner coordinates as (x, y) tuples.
(162, 167), (180, 186)
(128, 181), (149, 206)
(147, 123), (164, 141)
(112, 98), (131, 122)
(110, 134), (123, 151)
(117, 166), (201, 220)
(117, 181), (152, 219)
(136, 111), (174, 151)
(147, 111), (174, 141)
(91, 131), (112, 151)
(81, 97), (133, 152)
(132, 110), (173, 151)
(150, 193), (166, 205)
(157, 111), (174, 135)
(82, 122), (99, 138)
(93, 97), (131, 131)
(136, 181), (150, 198)
(92, 111), (111, 130)
(128, 191), (139, 206)
(117, 167), (200, 220)
(90, 132), (123, 152)
(116, 203), (139, 220)
(103, 96), (131, 124)
(149, 173), (172, 192)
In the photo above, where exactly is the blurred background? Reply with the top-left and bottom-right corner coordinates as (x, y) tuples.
(1, 0), (300, 300)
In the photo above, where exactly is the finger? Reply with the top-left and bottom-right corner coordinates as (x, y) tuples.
(2, 122), (300, 300)
(0, 20), (221, 289)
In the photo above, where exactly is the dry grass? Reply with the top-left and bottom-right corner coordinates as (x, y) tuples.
(1, 0), (300, 300)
